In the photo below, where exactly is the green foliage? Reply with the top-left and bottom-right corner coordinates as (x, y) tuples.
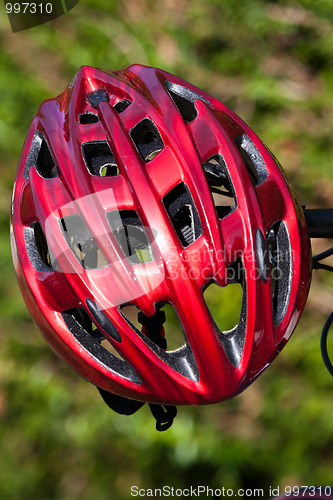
(1, 0), (333, 498)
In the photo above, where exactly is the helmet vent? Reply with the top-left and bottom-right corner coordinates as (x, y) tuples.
(267, 221), (292, 325)
(60, 214), (108, 269)
(204, 260), (247, 368)
(122, 304), (166, 349)
(114, 99), (131, 113)
(120, 303), (199, 381)
(24, 131), (58, 179)
(234, 134), (268, 186)
(79, 112), (99, 124)
(88, 89), (109, 109)
(106, 210), (153, 264)
(130, 118), (164, 162)
(162, 303), (187, 352)
(82, 141), (119, 177)
(35, 137), (58, 179)
(163, 183), (203, 247)
(204, 281), (243, 334)
(203, 154), (237, 219)
(121, 303), (186, 352)
(165, 80), (209, 124)
(61, 307), (140, 382)
(24, 222), (53, 272)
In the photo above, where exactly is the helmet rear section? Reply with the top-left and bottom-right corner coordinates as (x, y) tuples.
(11, 65), (311, 406)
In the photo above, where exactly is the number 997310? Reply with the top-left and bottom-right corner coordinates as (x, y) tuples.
(5, 3), (53, 14)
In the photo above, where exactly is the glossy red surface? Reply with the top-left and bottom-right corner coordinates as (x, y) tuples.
(11, 65), (311, 405)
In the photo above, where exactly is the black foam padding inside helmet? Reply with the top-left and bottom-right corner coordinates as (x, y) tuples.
(82, 141), (118, 177)
(24, 223), (53, 273)
(165, 80), (209, 124)
(62, 307), (140, 382)
(163, 183), (203, 247)
(114, 99), (131, 113)
(268, 221), (293, 325)
(234, 134), (268, 186)
(79, 112), (99, 124)
(130, 119), (164, 162)
(24, 131), (58, 179)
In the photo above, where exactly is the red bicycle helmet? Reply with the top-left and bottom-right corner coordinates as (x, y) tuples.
(11, 65), (311, 428)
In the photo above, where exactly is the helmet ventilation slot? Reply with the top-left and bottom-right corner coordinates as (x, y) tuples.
(82, 141), (119, 177)
(24, 222), (54, 272)
(203, 154), (237, 219)
(267, 221), (292, 325)
(120, 303), (199, 381)
(119, 305), (141, 329)
(35, 137), (58, 179)
(114, 99), (132, 113)
(165, 80), (209, 124)
(121, 303), (186, 352)
(204, 260), (247, 367)
(79, 112), (99, 124)
(234, 134), (268, 186)
(204, 281), (243, 334)
(130, 118), (164, 162)
(33, 222), (52, 268)
(24, 131), (58, 179)
(61, 307), (139, 381)
(161, 303), (187, 352)
(60, 214), (108, 269)
(163, 183), (203, 247)
(106, 210), (153, 264)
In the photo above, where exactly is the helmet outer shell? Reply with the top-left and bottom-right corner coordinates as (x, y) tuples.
(11, 65), (311, 405)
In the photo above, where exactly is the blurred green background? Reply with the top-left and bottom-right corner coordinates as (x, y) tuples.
(1, 0), (333, 498)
